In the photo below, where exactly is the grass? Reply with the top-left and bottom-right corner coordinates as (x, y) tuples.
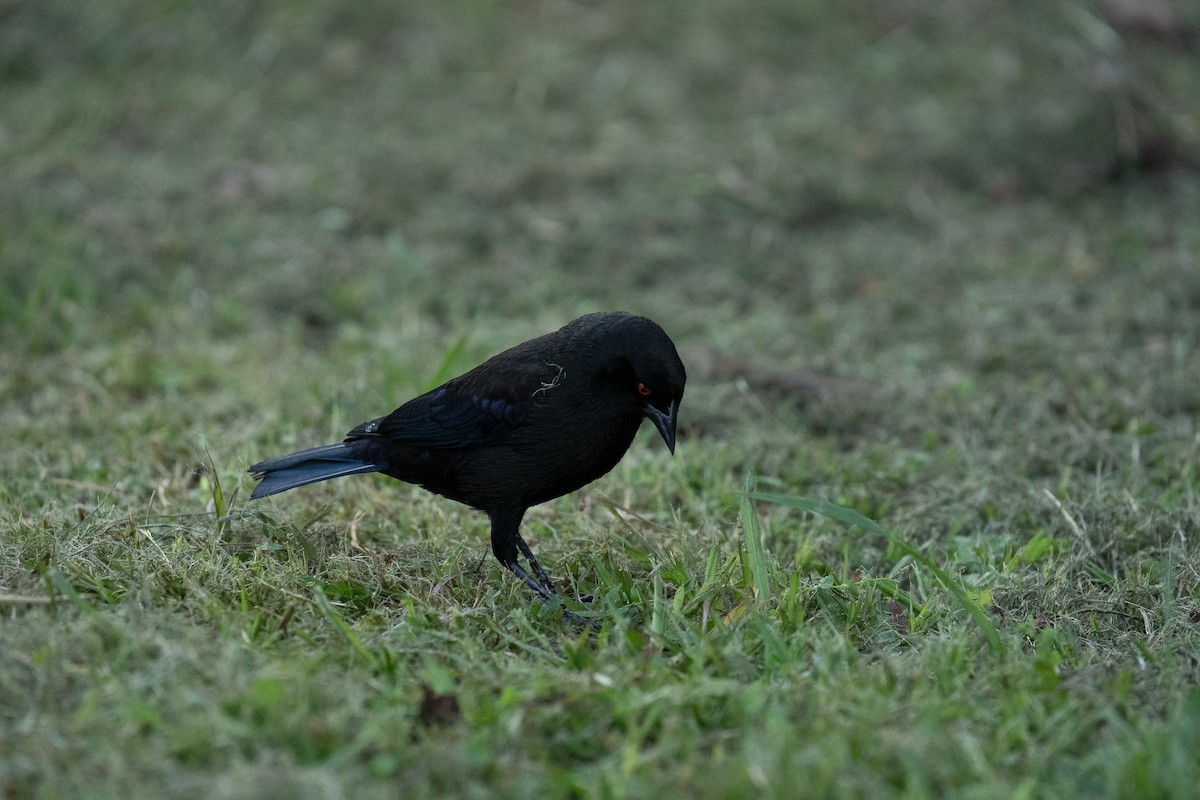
(3, 0), (1200, 797)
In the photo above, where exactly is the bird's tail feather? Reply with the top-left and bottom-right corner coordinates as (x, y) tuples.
(248, 443), (383, 499)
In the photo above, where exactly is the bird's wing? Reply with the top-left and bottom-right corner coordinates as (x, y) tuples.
(347, 359), (565, 449)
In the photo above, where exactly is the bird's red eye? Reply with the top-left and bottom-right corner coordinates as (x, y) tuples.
(637, 383), (651, 396)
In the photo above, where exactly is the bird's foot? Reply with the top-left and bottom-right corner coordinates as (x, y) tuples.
(504, 560), (600, 631)
(508, 561), (555, 601)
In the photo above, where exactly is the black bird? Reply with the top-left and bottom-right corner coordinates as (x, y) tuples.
(248, 311), (686, 606)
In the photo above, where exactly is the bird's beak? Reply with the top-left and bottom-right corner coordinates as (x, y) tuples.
(642, 399), (678, 454)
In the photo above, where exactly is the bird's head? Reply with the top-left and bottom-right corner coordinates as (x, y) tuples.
(631, 350), (686, 454)
(588, 313), (686, 454)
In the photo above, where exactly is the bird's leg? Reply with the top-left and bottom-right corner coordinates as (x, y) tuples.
(514, 534), (556, 596)
(490, 509), (555, 598)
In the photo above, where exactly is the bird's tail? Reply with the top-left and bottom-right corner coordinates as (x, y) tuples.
(248, 443), (384, 499)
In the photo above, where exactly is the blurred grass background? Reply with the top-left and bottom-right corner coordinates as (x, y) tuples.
(2, 1), (1200, 797)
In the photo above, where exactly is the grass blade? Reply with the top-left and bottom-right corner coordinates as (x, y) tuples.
(425, 333), (470, 390)
(650, 571), (666, 636)
(740, 474), (772, 606)
(43, 566), (95, 614)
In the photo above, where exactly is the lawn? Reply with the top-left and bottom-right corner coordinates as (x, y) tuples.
(3, 1), (1200, 797)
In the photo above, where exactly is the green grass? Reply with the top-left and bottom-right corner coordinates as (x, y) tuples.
(3, 0), (1200, 797)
